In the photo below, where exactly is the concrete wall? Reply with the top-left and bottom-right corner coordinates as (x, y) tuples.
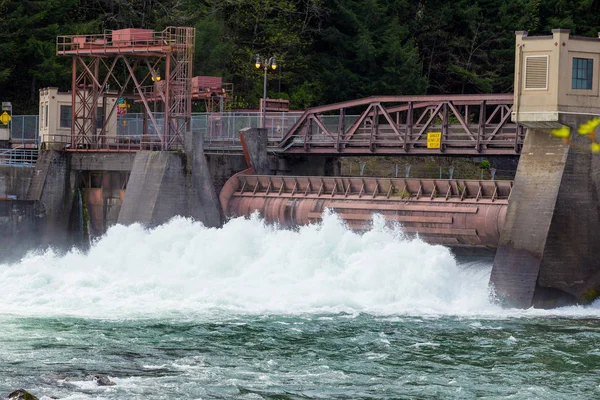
(190, 132), (221, 227)
(118, 148), (221, 228)
(0, 166), (34, 199)
(26, 150), (75, 249)
(535, 114), (600, 305)
(0, 143), (223, 256)
(117, 152), (179, 225)
(489, 128), (569, 307)
(0, 200), (45, 263)
(70, 153), (135, 172)
(206, 153), (248, 198)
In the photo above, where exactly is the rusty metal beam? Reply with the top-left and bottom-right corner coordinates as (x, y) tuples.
(297, 94), (513, 115)
(281, 147), (520, 156)
(281, 94), (514, 146)
(220, 175), (512, 248)
(274, 93), (522, 156)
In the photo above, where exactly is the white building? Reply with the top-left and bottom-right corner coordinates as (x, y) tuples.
(38, 87), (118, 148)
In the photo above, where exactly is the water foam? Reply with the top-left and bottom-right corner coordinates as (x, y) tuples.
(0, 212), (597, 319)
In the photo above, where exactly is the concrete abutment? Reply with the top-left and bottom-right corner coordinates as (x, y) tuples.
(117, 150), (220, 228)
(490, 117), (600, 308)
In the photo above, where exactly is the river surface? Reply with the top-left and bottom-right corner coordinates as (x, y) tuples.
(0, 214), (599, 399)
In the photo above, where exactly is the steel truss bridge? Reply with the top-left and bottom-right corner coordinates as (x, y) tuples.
(274, 94), (523, 156)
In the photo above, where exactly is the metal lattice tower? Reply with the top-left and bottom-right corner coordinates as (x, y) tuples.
(56, 27), (195, 151)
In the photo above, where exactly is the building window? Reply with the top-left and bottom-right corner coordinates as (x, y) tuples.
(572, 58), (594, 90)
(96, 106), (103, 129)
(60, 105), (72, 128)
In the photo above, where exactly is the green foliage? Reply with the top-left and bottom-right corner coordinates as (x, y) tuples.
(3, 0), (600, 113)
(581, 288), (600, 304)
(398, 189), (411, 199)
(480, 159), (491, 170)
(290, 81), (323, 110)
(390, 187), (411, 199)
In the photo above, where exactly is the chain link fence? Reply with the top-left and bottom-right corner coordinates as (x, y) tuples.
(113, 112), (303, 150)
(9, 115), (39, 145)
(341, 161), (516, 181)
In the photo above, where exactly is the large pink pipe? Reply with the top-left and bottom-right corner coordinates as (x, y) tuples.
(220, 175), (509, 249)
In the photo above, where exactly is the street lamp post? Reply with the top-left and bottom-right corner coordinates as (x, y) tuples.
(255, 55), (277, 129)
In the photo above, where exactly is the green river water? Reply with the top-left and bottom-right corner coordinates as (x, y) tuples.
(0, 215), (598, 399)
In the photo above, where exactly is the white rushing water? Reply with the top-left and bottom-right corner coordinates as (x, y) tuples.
(0, 212), (598, 319)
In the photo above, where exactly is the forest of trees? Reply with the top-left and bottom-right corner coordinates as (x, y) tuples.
(1, 0), (599, 113)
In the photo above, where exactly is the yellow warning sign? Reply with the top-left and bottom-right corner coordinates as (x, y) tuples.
(427, 131), (441, 149)
(0, 111), (11, 125)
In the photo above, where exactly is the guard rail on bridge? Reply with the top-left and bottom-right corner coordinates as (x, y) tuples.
(13, 94), (523, 156)
(0, 148), (38, 167)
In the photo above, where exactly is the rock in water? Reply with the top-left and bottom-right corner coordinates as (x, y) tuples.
(7, 390), (39, 400)
(87, 374), (116, 386)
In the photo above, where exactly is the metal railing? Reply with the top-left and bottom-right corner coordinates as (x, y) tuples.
(42, 133), (164, 152)
(11, 111), (303, 152)
(279, 95), (523, 155)
(14, 109), (522, 156)
(201, 112), (304, 152)
(114, 112), (305, 152)
(56, 26), (194, 55)
(0, 147), (38, 166)
(10, 111), (303, 149)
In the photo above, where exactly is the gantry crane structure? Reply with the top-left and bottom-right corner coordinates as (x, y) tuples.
(56, 27), (195, 151)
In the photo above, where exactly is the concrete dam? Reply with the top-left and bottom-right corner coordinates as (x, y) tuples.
(2, 28), (600, 310)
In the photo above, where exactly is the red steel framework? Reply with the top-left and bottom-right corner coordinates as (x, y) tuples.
(279, 94), (524, 155)
(219, 174), (512, 248)
(56, 27), (195, 151)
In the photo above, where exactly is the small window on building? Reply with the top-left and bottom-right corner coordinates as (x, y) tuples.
(44, 104), (49, 128)
(60, 105), (72, 128)
(572, 58), (594, 90)
(96, 106), (103, 129)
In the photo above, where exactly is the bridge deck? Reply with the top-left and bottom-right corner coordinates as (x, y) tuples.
(204, 94), (523, 156)
(18, 94), (522, 156)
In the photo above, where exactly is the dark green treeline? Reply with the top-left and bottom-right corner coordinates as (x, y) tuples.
(1, 0), (599, 113)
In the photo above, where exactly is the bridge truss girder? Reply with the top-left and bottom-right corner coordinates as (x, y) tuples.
(280, 94), (524, 156)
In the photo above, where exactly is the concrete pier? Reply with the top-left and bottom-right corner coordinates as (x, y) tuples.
(26, 151), (74, 248)
(489, 29), (600, 308)
(490, 117), (600, 308)
(240, 127), (271, 175)
(117, 133), (221, 228)
(117, 150), (220, 228)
